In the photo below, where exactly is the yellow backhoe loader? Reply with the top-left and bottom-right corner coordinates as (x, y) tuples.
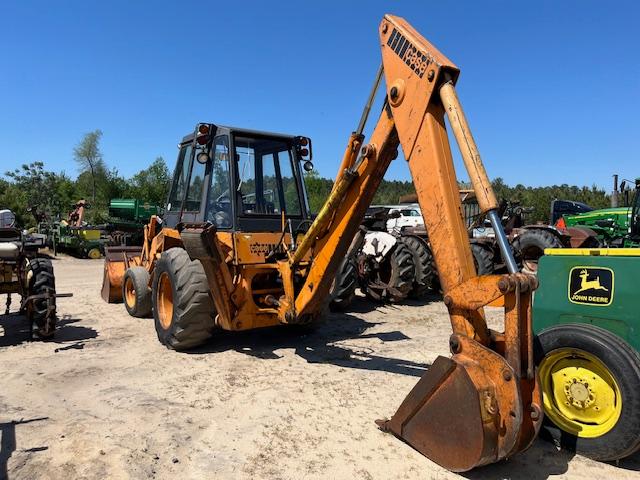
(101, 15), (542, 472)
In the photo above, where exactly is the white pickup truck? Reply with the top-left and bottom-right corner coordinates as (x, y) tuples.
(373, 204), (425, 233)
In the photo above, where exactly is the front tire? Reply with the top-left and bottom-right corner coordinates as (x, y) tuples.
(123, 266), (151, 318)
(536, 324), (640, 461)
(152, 248), (216, 350)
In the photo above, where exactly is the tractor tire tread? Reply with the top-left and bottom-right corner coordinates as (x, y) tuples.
(386, 242), (415, 302)
(28, 258), (56, 339)
(400, 235), (436, 298)
(153, 248), (216, 350)
(330, 257), (358, 311)
(470, 243), (494, 275)
(123, 266), (152, 318)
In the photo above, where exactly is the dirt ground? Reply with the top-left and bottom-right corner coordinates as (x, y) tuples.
(0, 256), (638, 480)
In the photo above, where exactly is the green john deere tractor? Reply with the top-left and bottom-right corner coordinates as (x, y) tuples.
(558, 178), (640, 247)
(533, 247), (640, 461)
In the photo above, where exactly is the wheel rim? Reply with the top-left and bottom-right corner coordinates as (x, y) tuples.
(124, 276), (136, 309)
(539, 347), (622, 438)
(88, 248), (101, 259)
(157, 272), (174, 330)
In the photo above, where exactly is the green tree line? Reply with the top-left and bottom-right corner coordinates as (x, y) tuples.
(0, 130), (170, 227)
(303, 171), (611, 223)
(1, 129), (612, 228)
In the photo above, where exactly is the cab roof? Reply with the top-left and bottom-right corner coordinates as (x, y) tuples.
(180, 123), (298, 144)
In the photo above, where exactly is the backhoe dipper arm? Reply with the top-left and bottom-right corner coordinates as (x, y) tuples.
(290, 15), (542, 472)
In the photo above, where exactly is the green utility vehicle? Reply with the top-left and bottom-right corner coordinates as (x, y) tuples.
(558, 178), (640, 247)
(533, 248), (640, 461)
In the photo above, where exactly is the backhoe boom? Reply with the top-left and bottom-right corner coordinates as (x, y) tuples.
(290, 14), (542, 471)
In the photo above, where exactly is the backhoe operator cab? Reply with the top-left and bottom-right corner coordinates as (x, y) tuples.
(163, 124), (313, 234)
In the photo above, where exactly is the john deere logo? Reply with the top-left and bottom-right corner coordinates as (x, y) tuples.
(568, 267), (614, 306)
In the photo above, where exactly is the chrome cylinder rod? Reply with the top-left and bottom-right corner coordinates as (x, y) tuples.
(487, 210), (518, 274)
(356, 63), (384, 136)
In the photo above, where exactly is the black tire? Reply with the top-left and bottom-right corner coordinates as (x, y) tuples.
(28, 258), (56, 339)
(152, 248), (216, 350)
(470, 243), (494, 275)
(366, 242), (415, 302)
(535, 324), (640, 461)
(123, 266), (152, 318)
(512, 229), (563, 274)
(400, 236), (436, 298)
(329, 257), (357, 311)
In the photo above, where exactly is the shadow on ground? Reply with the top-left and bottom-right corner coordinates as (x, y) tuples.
(189, 311), (429, 378)
(0, 313), (97, 348)
(462, 420), (640, 479)
(0, 417), (48, 480)
(341, 292), (442, 314)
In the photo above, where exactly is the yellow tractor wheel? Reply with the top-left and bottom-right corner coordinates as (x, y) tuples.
(539, 348), (622, 439)
(87, 248), (102, 259)
(536, 324), (640, 461)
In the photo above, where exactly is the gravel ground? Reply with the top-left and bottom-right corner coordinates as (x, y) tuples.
(0, 256), (638, 479)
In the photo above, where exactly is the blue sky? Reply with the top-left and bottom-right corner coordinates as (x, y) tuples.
(0, 1), (638, 190)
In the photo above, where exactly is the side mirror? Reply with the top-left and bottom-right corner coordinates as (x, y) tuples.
(303, 161), (314, 172)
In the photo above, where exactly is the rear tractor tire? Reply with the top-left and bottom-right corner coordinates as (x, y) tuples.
(27, 258), (56, 339)
(329, 257), (357, 312)
(470, 243), (494, 275)
(536, 324), (640, 461)
(123, 266), (152, 318)
(400, 236), (437, 298)
(512, 229), (563, 274)
(365, 242), (415, 303)
(152, 248), (216, 350)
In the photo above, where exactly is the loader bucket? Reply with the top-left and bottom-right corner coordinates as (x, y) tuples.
(377, 335), (542, 472)
(100, 246), (141, 303)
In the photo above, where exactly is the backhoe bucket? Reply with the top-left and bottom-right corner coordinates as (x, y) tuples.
(378, 335), (542, 472)
(100, 246), (141, 303)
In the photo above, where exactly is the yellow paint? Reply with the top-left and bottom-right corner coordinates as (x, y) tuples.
(545, 248), (640, 257)
(539, 348), (622, 438)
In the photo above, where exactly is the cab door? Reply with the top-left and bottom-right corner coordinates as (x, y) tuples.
(164, 141), (209, 228)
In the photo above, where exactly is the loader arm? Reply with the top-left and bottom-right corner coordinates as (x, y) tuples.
(288, 14), (542, 471)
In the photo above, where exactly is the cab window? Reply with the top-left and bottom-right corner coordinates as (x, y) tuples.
(277, 149), (301, 215)
(184, 151), (207, 212)
(167, 144), (193, 212)
(235, 136), (302, 216)
(206, 135), (232, 228)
